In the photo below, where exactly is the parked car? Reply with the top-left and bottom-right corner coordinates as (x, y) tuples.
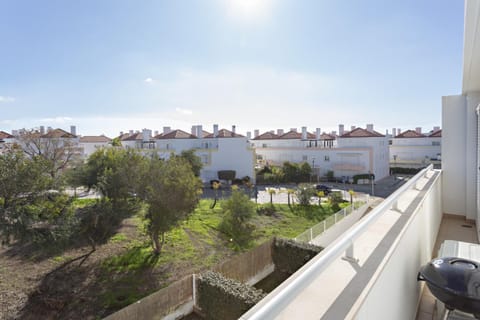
(315, 184), (332, 194)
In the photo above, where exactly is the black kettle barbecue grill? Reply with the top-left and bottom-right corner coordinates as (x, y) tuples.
(418, 257), (480, 318)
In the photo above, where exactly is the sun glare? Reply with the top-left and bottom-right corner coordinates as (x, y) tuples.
(226, 0), (272, 21)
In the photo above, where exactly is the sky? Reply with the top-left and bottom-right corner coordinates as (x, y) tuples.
(0, 0), (465, 137)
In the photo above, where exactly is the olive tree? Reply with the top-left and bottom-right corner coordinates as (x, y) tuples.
(140, 156), (201, 254)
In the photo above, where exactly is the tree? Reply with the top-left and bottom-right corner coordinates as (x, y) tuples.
(348, 189), (355, 205)
(317, 191), (325, 206)
(210, 181), (221, 209)
(16, 129), (78, 183)
(78, 148), (145, 204)
(0, 150), (74, 244)
(179, 149), (203, 177)
(267, 188), (276, 204)
(296, 184), (316, 206)
(287, 189), (295, 206)
(220, 187), (256, 246)
(140, 156), (201, 254)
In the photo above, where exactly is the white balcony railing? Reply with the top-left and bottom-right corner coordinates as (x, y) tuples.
(241, 164), (442, 320)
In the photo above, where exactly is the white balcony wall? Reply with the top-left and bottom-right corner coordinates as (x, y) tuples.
(352, 172), (442, 320)
(442, 94), (478, 221)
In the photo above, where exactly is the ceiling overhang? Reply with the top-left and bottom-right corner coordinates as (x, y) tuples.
(462, 0), (480, 94)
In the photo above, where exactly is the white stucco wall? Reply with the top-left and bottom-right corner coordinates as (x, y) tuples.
(442, 94), (468, 216)
(80, 142), (111, 158)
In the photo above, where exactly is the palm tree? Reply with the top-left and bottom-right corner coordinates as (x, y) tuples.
(287, 188), (295, 206)
(317, 191), (325, 206)
(210, 181), (221, 209)
(267, 188), (276, 205)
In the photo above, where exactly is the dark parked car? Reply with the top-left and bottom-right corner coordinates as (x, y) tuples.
(315, 184), (332, 194)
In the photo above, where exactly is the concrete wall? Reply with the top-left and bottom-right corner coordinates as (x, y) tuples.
(442, 94), (468, 216)
(352, 171), (442, 320)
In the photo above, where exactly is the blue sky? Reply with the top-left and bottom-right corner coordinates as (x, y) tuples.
(0, 0), (465, 137)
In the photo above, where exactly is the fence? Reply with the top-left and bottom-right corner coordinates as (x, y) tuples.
(294, 199), (369, 244)
(213, 239), (274, 285)
(104, 275), (194, 320)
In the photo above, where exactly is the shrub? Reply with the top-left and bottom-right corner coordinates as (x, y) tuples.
(352, 173), (375, 184)
(220, 189), (256, 246)
(295, 184), (316, 206)
(197, 271), (266, 320)
(272, 238), (323, 274)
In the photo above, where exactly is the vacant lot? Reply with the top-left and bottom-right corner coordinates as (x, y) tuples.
(0, 199), (341, 320)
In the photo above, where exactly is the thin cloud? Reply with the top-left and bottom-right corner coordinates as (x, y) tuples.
(144, 77), (154, 83)
(0, 96), (15, 103)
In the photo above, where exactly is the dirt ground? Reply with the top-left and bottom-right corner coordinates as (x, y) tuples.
(0, 218), (228, 320)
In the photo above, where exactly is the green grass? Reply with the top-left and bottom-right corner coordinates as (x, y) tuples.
(109, 233), (128, 243)
(99, 199), (347, 310)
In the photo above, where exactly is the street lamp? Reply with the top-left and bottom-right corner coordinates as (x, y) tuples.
(369, 171), (375, 196)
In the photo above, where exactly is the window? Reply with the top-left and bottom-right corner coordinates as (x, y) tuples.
(202, 155), (209, 164)
(324, 155), (330, 161)
(262, 143), (268, 148)
(432, 141), (440, 146)
(302, 155), (308, 161)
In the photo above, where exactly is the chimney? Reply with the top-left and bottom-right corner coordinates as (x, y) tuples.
(191, 126), (197, 135)
(213, 124), (219, 138)
(415, 127), (422, 134)
(232, 125), (236, 135)
(197, 125), (203, 139)
(277, 129), (284, 136)
(40, 126), (45, 134)
(70, 125), (76, 136)
(120, 131), (124, 136)
(331, 131), (337, 136)
(301, 126), (307, 140)
(290, 128), (297, 133)
(397, 128), (401, 135)
(163, 126), (171, 134)
(142, 129), (151, 141)
(12, 130), (19, 136)
(246, 132), (252, 139)
(366, 124), (374, 132)
(129, 130), (134, 135)
(433, 126), (440, 132)
(392, 128), (397, 137)
(48, 126), (53, 132)
(254, 129), (260, 138)
(154, 130), (159, 136)
(316, 128), (321, 140)
(339, 124), (345, 136)
(351, 125), (356, 131)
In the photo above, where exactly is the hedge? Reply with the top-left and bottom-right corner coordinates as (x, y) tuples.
(272, 238), (323, 274)
(390, 167), (423, 175)
(197, 271), (266, 320)
(352, 173), (375, 184)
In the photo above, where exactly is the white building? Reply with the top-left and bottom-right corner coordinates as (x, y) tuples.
(389, 128), (442, 168)
(252, 124), (389, 182)
(153, 125), (255, 183)
(79, 135), (112, 158)
(0, 131), (15, 154)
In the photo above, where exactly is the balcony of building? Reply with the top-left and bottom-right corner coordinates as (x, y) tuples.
(240, 165), (479, 320)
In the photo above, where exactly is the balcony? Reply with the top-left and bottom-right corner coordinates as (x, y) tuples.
(240, 165), (478, 319)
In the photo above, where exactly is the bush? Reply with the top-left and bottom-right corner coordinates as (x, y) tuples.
(329, 191), (345, 212)
(272, 238), (323, 274)
(352, 173), (375, 184)
(296, 184), (316, 206)
(218, 170), (236, 181)
(390, 167), (422, 175)
(220, 189), (256, 246)
(197, 271), (266, 320)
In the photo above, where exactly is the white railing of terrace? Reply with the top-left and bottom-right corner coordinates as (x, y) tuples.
(293, 199), (370, 244)
(240, 164), (435, 320)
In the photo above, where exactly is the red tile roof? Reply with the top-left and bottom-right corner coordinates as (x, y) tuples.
(121, 132), (144, 141)
(204, 129), (244, 138)
(395, 130), (425, 138)
(340, 127), (385, 138)
(429, 129), (442, 137)
(0, 131), (13, 139)
(80, 135), (112, 143)
(42, 128), (77, 138)
(252, 132), (280, 140)
(320, 133), (336, 140)
(155, 129), (197, 139)
(277, 130), (316, 139)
